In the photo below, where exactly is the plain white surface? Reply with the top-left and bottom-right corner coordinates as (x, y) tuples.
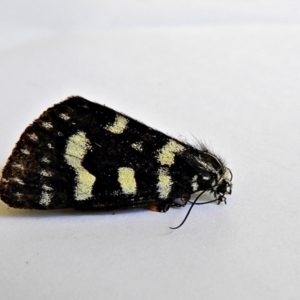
(1, 1), (300, 300)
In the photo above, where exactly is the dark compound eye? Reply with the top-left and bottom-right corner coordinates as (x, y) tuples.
(217, 182), (229, 195)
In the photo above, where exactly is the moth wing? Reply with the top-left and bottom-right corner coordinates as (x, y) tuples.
(0, 97), (91, 209)
(0, 96), (181, 210)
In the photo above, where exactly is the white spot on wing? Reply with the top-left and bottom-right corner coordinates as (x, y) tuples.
(28, 133), (38, 141)
(131, 142), (143, 152)
(191, 175), (199, 192)
(40, 191), (52, 206)
(41, 122), (53, 129)
(13, 164), (24, 170)
(40, 170), (52, 177)
(118, 167), (137, 195)
(157, 168), (172, 199)
(157, 139), (185, 166)
(39, 185), (53, 206)
(105, 114), (128, 134)
(42, 184), (52, 191)
(47, 143), (54, 149)
(41, 157), (50, 163)
(65, 131), (96, 201)
(14, 178), (25, 185)
(59, 113), (70, 120)
(21, 149), (30, 155)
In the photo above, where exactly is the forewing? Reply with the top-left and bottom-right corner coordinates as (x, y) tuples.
(1, 96), (194, 210)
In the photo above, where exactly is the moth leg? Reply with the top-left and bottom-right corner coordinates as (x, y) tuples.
(217, 196), (227, 205)
(147, 203), (170, 213)
(171, 193), (191, 208)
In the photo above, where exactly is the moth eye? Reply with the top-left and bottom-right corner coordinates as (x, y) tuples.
(217, 181), (231, 195)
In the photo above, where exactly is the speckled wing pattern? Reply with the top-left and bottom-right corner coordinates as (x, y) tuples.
(0, 96), (230, 212)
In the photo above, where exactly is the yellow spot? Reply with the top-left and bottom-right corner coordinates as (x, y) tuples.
(157, 140), (185, 166)
(40, 170), (52, 177)
(41, 122), (53, 129)
(65, 131), (96, 201)
(28, 133), (38, 141)
(131, 142), (143, 152)
(60, 113), (70, 120)
(157, 168), (172, 199)
(105, 115), (128, 134)
(118, 167), (137, 195)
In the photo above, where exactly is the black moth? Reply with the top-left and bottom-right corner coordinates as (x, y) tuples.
(0, 96), (232, 228)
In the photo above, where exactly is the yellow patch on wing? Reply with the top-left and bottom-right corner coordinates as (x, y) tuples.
(105, 114), (128, 134)
(157, 139), (185, 166)
(157, 168), (172, 199)
(118, 167), (137, 195)
(65, 131), (96, 201)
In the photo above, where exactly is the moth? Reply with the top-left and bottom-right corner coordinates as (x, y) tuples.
(0, 96), (232, 228)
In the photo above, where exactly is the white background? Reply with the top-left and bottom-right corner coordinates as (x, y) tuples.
(1, 1), (300, 299)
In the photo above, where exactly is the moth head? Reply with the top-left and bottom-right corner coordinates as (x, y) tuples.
(214, 168), (233, 203)
(194, 149), (232, 196)
(171, 148), (233, 229)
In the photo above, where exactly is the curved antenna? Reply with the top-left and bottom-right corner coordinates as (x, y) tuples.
(170, 189), (218, 230)
(226, 167), (233, 181)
